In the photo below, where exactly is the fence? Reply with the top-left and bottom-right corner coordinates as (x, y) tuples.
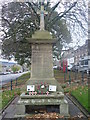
(2, 70), (88, 91)
(2, 72), (30, 90)
(54, 69), (88, 85)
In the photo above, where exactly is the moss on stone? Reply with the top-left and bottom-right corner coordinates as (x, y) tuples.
(32, 30), (52, 40)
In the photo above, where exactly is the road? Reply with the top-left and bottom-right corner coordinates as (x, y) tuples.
(0, 72), (29, 86)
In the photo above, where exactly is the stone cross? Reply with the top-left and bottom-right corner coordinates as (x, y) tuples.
(38, 0), (48, 30)
(16, 0), (47, 30)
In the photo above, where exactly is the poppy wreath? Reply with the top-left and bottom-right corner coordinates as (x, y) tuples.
(36, 82), (49, 94)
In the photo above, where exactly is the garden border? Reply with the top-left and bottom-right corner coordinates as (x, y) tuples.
(66, 94), (90, 118)
(1, 95), (17, 119)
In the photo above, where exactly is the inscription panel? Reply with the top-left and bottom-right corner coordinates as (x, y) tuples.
(19, 99), (61, 105)
(31, 44), (54, 78)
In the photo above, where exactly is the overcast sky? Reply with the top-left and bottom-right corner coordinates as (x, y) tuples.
(0, 0), (88, 50)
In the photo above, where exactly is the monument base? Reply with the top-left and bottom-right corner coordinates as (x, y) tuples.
(15, 92), (69, 117)
(15, 78), (69, 117)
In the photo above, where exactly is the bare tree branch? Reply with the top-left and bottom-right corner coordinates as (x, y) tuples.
(48, 1), (60, 18)
(26, 2), (40, 21)
(49, 1), (77, 26)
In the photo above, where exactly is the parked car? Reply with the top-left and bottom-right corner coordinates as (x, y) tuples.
(53, 65), (58, 69)
(19, 71), (22, 73)
(6, 72), (11, 74)
(78, 56), (90, 73)
(71, 65), (79, 72)
(0, 72), (10, 75)
(0, 72), (5, 75)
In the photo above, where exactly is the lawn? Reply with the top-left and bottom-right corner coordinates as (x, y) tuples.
(71, 85), (89, 112)
(2, 88), (21, 109)
(54, 69), (89, 112)
(2, 72), (30, 109)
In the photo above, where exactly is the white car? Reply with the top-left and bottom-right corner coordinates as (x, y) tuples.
(53, 65), (57, 69)
(5, 72), (11, 74)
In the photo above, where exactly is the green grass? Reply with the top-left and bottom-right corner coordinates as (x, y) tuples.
(0, 92), (2, 110)
(18, 72), (30, 80)
(71, 86), (89, 112)
(2, 72), (30, 109)
(64, 87), (71, 93)
(2, 88), (21, 109)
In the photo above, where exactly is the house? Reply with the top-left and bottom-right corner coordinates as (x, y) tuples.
(0, 59), (17, 73)
(62, 40), (88, 71)
(74, 40), (88, 65)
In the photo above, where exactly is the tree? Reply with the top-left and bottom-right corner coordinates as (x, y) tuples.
(1, 0), (87, 64)
(11, 65), (21, 73)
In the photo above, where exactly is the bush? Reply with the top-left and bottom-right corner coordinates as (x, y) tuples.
(61, 84), (66, 88)
(11, 65), (21, 73)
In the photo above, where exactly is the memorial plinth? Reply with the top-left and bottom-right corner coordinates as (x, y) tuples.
(26, 30), (63, 92)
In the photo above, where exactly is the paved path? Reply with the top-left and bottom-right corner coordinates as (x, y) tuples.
(65, 96), (86, 118)
(1, 96), (87, 119)
(2, 97), (19, 118)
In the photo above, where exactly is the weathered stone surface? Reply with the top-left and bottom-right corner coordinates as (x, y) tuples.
(28, 44), (54, 79)
(26, 43), (64, 92)
(31, 44), (53, 78)
(32, 30), (52, 39)
(17, 98), (62, 106)
(20, 93), (64, 99)
(17, 92), (64, 107)
(16, 104), (25, 115)
(60, 100), (69, 116)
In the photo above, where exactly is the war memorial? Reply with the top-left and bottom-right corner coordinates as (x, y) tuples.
(15, 1), (69, 117)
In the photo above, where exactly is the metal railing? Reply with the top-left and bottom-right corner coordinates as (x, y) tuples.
(54, 70), (88, 85)
(2, 73), (30, 90)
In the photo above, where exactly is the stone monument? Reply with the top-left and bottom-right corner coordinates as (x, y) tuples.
(16, 0), (69, 117)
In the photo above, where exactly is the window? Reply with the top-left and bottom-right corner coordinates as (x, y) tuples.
(84, 60), (88, 65)
(81, 61), (84, 65)
(84, 54), (85, 56)
(82, 54), (83, 57)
